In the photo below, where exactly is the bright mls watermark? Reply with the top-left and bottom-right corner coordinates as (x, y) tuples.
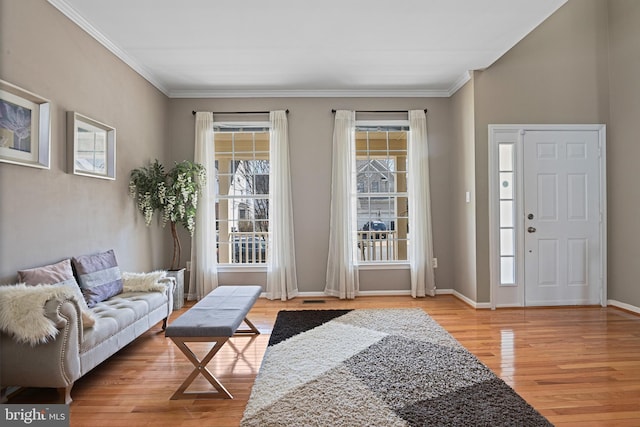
(2, 405), (69, 426)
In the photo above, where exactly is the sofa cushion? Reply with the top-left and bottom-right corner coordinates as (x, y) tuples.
(80, 291), (167, 352)
(17, 259), (95, 328)
(72, 250), (123, 308)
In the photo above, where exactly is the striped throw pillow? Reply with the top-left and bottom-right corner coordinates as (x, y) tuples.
(72, 250), (123, 308)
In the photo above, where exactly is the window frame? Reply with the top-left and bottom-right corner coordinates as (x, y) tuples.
(355, 119), (411, 268)
(213, 121), (271, 270)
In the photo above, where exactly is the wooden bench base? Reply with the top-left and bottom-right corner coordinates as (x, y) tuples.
(169, 317), (260, 400)
(170, 336), (230, 399)
(165, 285), (262, 399)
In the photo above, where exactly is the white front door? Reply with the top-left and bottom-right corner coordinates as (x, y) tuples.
(523, 130), (603, 306)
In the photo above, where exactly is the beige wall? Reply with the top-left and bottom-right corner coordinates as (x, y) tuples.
(607, 0), (640, 307)
(0, 0), (170, 283)
(449, 78), (477, 301)
(471, 0), (611, 303)
(168, 97), (454, 294)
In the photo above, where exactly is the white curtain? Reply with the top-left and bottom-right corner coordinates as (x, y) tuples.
(189, 112), (218, 300)
(325, 110), (359, 299)
(407, 110), (436, 297)
(266, 111), (299, 300)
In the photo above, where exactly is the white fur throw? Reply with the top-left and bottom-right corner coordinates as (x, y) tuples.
(122, 271), (167, 293)
(0, 283), (86, 346)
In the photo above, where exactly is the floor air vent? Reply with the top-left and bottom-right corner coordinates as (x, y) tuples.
(302, 299), (326, 304)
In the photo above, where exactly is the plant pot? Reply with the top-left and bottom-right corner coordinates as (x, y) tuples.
(166, 268), (185, 310)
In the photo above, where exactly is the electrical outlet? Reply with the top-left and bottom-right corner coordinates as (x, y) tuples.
(432, 258), (438, 268)
(186, 261), (191, 271)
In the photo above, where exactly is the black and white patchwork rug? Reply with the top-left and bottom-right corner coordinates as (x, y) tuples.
(241, 309), (553, 426)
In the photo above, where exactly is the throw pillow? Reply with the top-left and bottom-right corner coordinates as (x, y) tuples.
(18, 258), (75, 285)
(72, 250), (123, 308)
(122, 271), (168, 293)
(17, 259), (96, 328)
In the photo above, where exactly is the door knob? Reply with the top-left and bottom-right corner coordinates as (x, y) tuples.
(527, 227), (536, 233)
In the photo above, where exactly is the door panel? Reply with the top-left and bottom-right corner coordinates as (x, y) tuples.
(536, 238), (558, 286)
(567, 238), (587, 285)
(567, 174), (588, 220)
(524, 130), (601, 306)
(537, 174), (558, 221)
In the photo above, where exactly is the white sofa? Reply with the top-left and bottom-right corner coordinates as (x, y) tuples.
(0, 251), (174, 404)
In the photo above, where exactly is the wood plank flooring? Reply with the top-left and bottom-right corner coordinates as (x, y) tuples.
(7, 295), (640, 426)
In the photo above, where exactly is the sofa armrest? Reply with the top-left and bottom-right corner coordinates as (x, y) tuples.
(1, 298), (82, 392)
(159, 276), (175, 317)
(43, 297), (75, 327)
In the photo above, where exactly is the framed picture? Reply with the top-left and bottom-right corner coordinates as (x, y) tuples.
(67, 111), (116, 180)
(0, 79), (51, 169)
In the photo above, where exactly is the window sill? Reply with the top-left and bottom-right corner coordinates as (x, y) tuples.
(357, 262), (410, 271)
(216, 263), (410, 272)
(217, 264), (267, 273)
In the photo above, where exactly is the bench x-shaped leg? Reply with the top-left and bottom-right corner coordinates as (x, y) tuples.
(234, 317), (260, 335)
(169, 336), (232, 400)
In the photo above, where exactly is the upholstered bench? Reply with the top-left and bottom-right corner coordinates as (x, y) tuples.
(165, 285), (262, 399)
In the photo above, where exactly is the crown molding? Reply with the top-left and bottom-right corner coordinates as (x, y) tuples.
(447, 71), (472, 96)
(168, 88), (451, 99)
(47, 0), (170, 96)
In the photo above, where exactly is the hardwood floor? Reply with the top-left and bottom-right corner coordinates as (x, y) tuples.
(7, 295), (640, 426)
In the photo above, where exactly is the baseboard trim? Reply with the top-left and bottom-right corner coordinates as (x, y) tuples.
(297, 290), (445, 298)
(358, 290), (412, 296)
(295, 290), (414, 297)
(284, 292), (640, 314)
(296, 291), (329, 297)
(287, 289), (494, 309)
(608, 299), (640, 315)
(449, 290), (492, 309)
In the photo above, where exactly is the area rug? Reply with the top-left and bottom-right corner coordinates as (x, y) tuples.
(241, 308), (553, 427)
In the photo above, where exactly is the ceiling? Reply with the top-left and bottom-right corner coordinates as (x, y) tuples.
(48, 0), (567, 98)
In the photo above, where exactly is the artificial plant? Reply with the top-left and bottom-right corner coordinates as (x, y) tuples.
(129, 159), (206, 270)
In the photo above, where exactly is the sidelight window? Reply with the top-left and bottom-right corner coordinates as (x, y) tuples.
(499, 143), (516, 285)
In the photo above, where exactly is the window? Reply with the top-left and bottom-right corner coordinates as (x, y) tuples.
(498, 143), (516, 285)
(214, 123), (270, 264)
(355, 122), (410, 262)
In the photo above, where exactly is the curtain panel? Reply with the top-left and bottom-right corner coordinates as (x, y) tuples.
(408, 109), (436, 297)
(266, 110), (299, 300)
(189, 112), (218, 300)
(325, 110), (359, 299)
